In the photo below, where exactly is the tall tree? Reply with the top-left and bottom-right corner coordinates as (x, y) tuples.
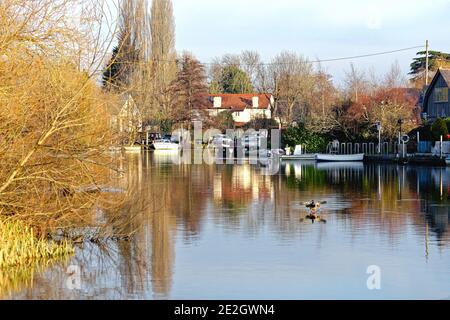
(103, 0), (151, 91)
(307, 69), (338, 133)
(219, 65), (253, 94)
(410, 50), (450, 87)
(150, 0), (177, 128)
(172, 53), (209, 123)
(270, 51), (314, 125)
(103, 43), (126, 90)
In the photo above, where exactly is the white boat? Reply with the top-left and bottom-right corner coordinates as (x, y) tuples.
(316, 153), (364, 162)
(153, 139), (180, 151)
(123, 145), (142, 153)
(281, 154), (317, 161)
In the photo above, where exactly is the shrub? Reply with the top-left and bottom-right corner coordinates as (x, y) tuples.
(445, 118), (450, 133)
(431, 118), (449, 140)
(282, 123), (328, 153)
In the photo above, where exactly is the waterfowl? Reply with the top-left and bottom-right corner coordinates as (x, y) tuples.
(301, 200), (327, 210)
(300, 200), (328, 223)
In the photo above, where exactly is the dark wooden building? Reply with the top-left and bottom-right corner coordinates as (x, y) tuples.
(422, 68), (450, 121)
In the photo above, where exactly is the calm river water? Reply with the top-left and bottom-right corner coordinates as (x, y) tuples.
(2, 152), (450, 299)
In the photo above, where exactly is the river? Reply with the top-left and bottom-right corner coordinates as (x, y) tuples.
(2, 152), (450, 299)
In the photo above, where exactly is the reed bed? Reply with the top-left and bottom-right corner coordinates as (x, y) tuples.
(0, 219), (74, 269)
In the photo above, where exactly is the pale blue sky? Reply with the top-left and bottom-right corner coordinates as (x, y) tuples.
(172, 0), (450, 84)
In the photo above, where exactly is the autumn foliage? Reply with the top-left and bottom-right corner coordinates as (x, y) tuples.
(0, 0), (117, 231)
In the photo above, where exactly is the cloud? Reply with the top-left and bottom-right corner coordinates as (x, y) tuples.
(175, 0), (450, 32)
(298, 0), (450, 29)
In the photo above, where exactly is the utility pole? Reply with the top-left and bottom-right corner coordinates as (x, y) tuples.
(425, 40), (429, 86)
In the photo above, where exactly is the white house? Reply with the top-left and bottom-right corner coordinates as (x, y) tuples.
(110, 94), (142, 134)
(207, 93), (273, 126)
(108, 94), (143, 146)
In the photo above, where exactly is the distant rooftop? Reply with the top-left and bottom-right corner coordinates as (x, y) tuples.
(208, 93), (272, 111)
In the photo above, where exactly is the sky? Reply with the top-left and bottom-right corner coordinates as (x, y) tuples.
(171, 0), (450, 84)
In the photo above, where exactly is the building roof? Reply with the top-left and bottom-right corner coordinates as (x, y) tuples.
(439, 69), (450, 84)
(423, 68), (450, 113)
(208, 93), (272, 111)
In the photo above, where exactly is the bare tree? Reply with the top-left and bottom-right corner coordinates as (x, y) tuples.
(344, 63), (368, 103)
(306, 67), (338, 133)
(240, 50), (262, 88)
(384, 61), (406, 89)
(150, 0), (177, 130)
(0, 0), (129, 235)
(269, 51), (315, 125)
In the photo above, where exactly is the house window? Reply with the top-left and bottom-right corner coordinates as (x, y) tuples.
(434, 87), (448, 103)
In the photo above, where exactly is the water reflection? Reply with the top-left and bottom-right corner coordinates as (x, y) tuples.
(2, 153), (450, 299)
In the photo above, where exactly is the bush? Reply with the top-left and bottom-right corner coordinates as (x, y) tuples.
(244, 117), (279, 131)
(445, 118), (450, 133)
(282, 123), (328, 153)
(431, 118), (449, 140)
(211, 111), (235, 131)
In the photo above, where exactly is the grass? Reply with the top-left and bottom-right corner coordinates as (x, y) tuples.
(0, 257), (72, 298)
(0, 218), (74, 269)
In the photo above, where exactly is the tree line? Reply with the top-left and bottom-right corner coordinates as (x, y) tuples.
(102, 1), (450, 147)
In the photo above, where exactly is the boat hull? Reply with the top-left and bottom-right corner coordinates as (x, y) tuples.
(316, 153), (364, 162)
(153, 142), (180, 151)
(124, 146), (142, 153)
(281, 154), (317, 161)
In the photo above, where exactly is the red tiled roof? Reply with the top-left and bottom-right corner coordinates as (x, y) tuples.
(208, 93), (272, 111)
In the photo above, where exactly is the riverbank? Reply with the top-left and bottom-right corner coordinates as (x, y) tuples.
(365, 154), (447, 166)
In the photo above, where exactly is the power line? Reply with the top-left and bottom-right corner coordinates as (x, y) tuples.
(183, 45), (424, 65)
(109, 45), (424, 66)
(308, 45), (424, 64)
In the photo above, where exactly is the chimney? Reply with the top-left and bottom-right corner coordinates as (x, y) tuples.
(252, 96), (259, 108)
(213, 96), (222, 108)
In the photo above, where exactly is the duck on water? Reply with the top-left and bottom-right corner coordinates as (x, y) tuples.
(300, 200), (327, 223)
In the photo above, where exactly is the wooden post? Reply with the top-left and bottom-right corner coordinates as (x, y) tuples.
(440, 135), (443, 158)
(378, 129), (381, 154)
(425, 40), (429, 86)
(402, 141), (406, 158)
(417, 131), (420, 153)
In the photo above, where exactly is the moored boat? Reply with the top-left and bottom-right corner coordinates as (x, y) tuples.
(281, 154), (317, 161)
(123, 145), (142, 153)
(316, 153), (364, 162)
(153, 139), (180, 151)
